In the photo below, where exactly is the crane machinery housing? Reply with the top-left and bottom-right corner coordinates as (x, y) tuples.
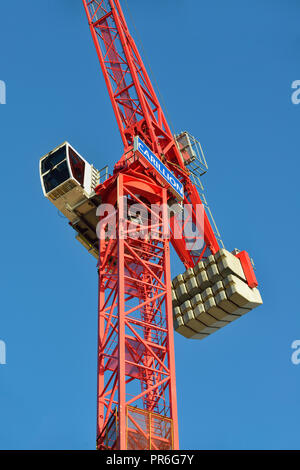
(39, 0), (263, 451)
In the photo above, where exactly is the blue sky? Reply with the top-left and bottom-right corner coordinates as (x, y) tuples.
(0, 0), (299, 450)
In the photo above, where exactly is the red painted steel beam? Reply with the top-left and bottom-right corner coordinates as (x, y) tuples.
(235, 250), (258, 288)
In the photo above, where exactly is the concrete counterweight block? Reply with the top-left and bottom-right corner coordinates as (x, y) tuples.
(215, 248), (246, 281)
(214, 290), (249, 318)
(183, 309), (218, 335)
(176, 283), (189, 304)
(201, 287), (214, 304)
(180, 300), (192, 315)
(193, 260), (205, 277)
(174, 274), (189, 304)
(183, 268), (194, 282)
(193, 302), (227, 328)
(251, 288), (263, 306)
(191, 293), (202, 309)
(212, 280), (250, 317)
(172, 273), (184, 290)
(173, 306), (182, 319)
(174, 315), (196, 338)
(172, 288), (179, 307)
(212, 281), (224, 296)
(185, 275), (199, 297)
(206, 262), (222, 284)
(193, 259), (212, 292)
(204, 254), (222, 284)
(223, 274), (263, 309)
(203, 296), (234, 324)
(202, 287), (233, 323)
(189, 332), (209, 340)
(196, 269), (210, 292)
(204, 254), (215, 268)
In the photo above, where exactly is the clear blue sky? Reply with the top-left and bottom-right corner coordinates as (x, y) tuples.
(0, 0), (299, 450)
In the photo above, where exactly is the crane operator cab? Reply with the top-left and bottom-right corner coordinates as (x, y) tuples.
(40, 142), (101, 258)
(40, 142), (100, 221)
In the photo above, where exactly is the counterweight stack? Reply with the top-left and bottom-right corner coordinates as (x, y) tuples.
(172, 249), (262, 339)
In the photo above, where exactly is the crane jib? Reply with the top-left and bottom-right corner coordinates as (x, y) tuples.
(134, 136), (184, 200)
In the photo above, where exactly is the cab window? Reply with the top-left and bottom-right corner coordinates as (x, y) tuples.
(41, 146), (67, 174)
(69, 147), (85, 186)
(43, 160), (70, 193)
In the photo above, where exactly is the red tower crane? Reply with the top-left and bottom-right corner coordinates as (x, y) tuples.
(80, 0), (260, 450)
(39, 0), (262, 451)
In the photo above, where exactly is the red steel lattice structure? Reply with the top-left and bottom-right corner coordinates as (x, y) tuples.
(96, 172), (177, 449)
(82, 0), (257, 450)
